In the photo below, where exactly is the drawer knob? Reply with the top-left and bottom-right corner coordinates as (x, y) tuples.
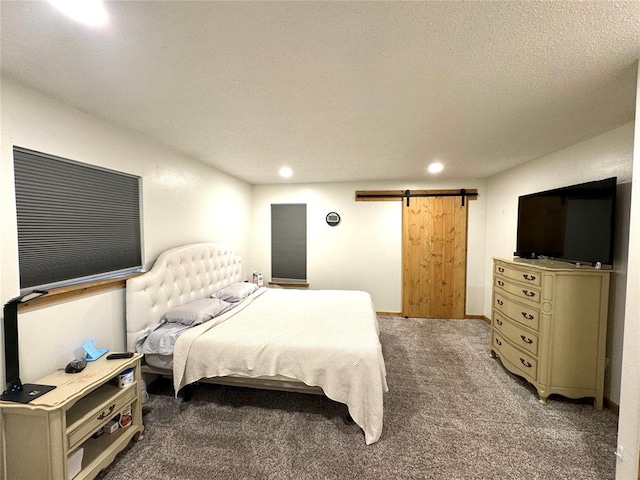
(521, 312), (534, 320)
(496, 318), (503, 326)
(522, 274), (536, 281)
(522, 290), (536, 298)
(497, 280), (504, 287)
(520, 335), (533, 344)
(498, 267), (505, 273)
(98, 404), (116, 420)
(520, 358), (533, 368)
(495, 338), (502, 346)
(497, 299), (504, 306)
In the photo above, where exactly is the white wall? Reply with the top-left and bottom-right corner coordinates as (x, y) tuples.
(1, 72), (636, 477)
(615, 62), (640, 480)
(0, 79), (253, 384)
(484, 122), (635, 408)
(250, 179), (487, 315)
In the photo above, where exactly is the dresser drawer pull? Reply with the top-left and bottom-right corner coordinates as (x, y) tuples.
(520, 358), (532, 368)
(521, 312), (534, 320)
(496, 318), (503, 326)
(497, 299), (504, 306)
(497, 280), (504, 287)
(520, 335), (533, 344)
(495, 338), (502, 346)
(98, 404), (116, 420)
(498, 267), (505, 273)
(522, 274), (536, 281)
(522, 290), (536, 298)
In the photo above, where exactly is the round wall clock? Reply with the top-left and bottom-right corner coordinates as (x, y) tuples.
(326, 212), (340, 226)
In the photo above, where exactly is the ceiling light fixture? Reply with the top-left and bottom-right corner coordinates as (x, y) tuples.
(427, 162), (444, 174)
(48, 0), (108, 27)
(279, 166), (293, 178)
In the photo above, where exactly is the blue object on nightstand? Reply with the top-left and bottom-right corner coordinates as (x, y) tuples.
(81, 340), (109, 361)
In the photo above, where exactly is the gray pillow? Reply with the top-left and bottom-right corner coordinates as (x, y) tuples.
(212, 282), (259, 303)
(162, 298), (232, 326)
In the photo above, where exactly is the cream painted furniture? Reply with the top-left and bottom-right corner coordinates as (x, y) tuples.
(1, 354), (143, 480)
(490, 258), (610, 409)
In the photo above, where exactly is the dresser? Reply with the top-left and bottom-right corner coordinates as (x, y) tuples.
(490, 258), (610, 409)
(1, 354), (144, 480)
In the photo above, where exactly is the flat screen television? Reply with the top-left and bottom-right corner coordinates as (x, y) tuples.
(515, 177), (616, 267)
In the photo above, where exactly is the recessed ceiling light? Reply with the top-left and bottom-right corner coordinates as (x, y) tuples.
(427, 162), (444, 174)
(48, 0), (108, 27)
(279, 166), (293, 178)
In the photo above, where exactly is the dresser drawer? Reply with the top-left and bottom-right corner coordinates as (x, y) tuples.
(494, 276), (541, 305)
(493, 313), (538, 356)
(494, 262), (541, 287)
(492, 332), (538, 382)
(494, 292), (540, 331)
(67, 384), (137, 450)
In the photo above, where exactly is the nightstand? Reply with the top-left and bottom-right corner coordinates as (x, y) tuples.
(1, 354), (144, 480)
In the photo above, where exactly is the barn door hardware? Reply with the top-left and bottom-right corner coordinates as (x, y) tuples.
(355, 189), (478, 207)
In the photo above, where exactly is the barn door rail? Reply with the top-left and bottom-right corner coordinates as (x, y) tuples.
(355, 189), (478, 207)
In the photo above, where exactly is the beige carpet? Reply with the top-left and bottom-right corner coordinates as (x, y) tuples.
(98, 316), (618, 479)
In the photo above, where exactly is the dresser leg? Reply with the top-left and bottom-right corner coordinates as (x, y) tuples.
(489, 350), (497, 359)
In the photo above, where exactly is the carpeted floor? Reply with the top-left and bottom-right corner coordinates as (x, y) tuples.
(98, 316), (618, 479)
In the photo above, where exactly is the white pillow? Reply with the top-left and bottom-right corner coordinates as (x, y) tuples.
(212, 282), (259, 303)
(162, 298), (232, 326)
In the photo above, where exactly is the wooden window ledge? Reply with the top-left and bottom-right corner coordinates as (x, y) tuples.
(18, 273), (143, 311)
(268, 281), (309, 289)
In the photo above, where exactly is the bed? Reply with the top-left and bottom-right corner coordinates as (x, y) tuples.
(125, 243), (388, 444)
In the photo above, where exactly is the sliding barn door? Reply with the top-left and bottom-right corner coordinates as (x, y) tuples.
(402, 195), (468, 319)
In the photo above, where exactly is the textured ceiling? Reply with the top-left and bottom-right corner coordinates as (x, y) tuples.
(1, 1), (638, 185)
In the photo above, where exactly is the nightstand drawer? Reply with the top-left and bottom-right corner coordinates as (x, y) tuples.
(493, 313), (538, 356)
(67, 384), (137, 451)
(494, 263), (541, 287)
(494, 292), (540, 331)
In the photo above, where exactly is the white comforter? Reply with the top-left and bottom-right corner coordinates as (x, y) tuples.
(173, 288), (388, 445)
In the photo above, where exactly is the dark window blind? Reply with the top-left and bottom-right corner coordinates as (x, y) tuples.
(13, 147), (142, 291)
(271, 204), (307, 281)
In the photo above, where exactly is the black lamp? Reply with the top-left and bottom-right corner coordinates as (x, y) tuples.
(1, 290), (56, 403)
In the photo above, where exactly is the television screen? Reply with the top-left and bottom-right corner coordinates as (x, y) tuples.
(515, 177), (616, 266)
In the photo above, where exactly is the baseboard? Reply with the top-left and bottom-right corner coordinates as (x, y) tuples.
(467, 314), (491, 324)
(604, 397), (619, 415)
(379, 313), (491, 321)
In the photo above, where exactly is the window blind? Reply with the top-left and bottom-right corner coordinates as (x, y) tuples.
(271, 204), (307, 281)
(13, 147), (142, 291)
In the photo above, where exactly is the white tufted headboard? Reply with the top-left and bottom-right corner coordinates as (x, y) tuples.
(125, 242), (243, 351)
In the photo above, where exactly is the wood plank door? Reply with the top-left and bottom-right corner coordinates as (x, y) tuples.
(402, 195), (468, 318)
